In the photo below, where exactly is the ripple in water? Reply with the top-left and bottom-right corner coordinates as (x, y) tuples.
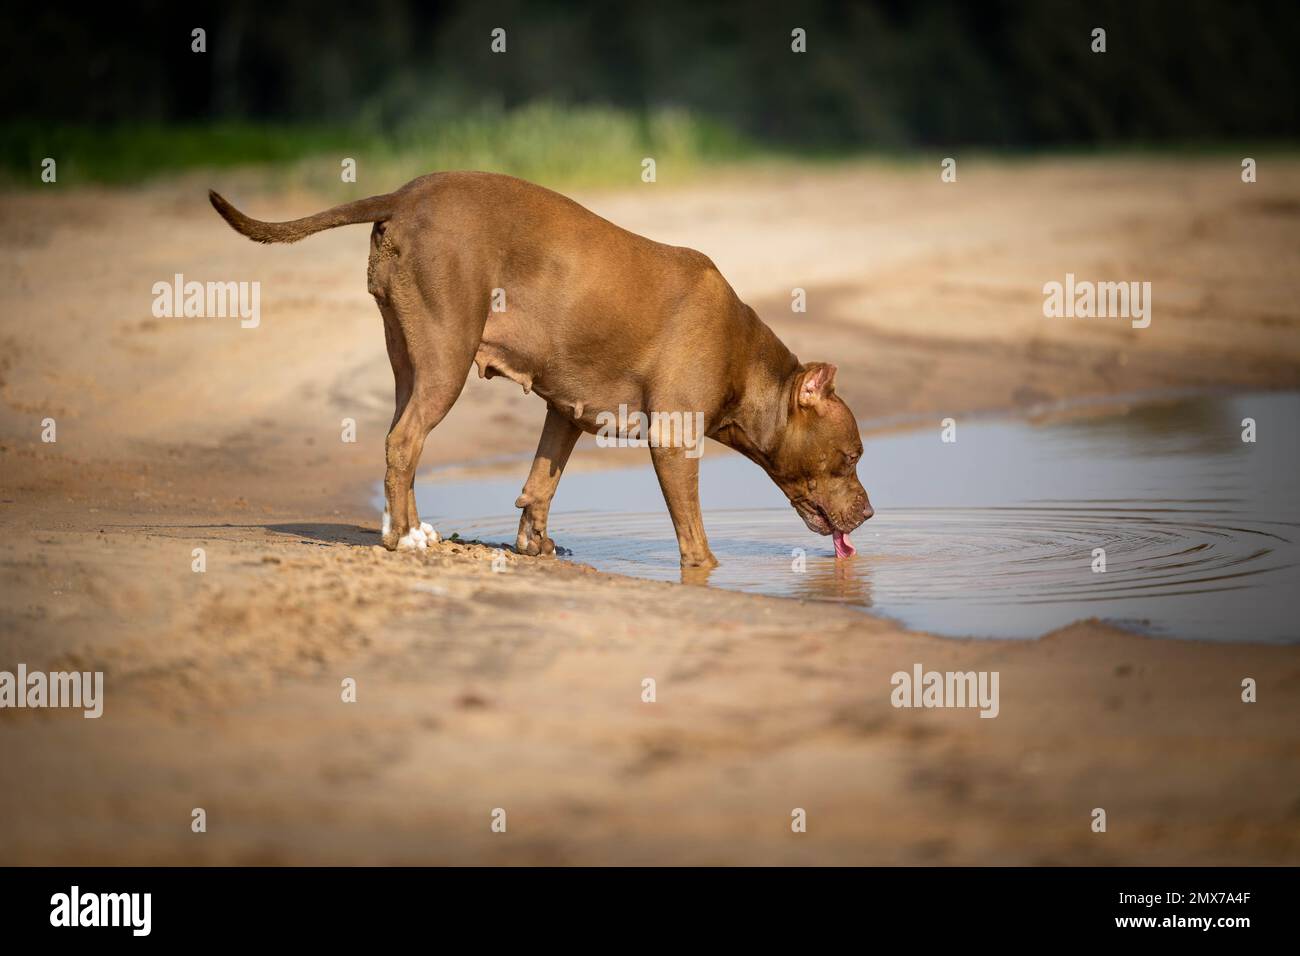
(409, 392), (1299, 642)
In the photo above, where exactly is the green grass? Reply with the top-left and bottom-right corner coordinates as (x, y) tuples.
(5, 105), (1290, 193)
(0, 103), (760, 192)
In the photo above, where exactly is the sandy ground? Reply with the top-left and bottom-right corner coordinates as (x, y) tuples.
(1, 157), (1299, 864)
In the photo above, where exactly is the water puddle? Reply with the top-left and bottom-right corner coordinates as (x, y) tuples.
(405, 391), (1299, 642)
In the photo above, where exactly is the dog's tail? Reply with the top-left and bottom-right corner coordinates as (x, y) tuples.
(208, 189), (396, 244)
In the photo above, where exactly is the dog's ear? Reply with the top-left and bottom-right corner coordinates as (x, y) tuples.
(795, 362), (838, 409)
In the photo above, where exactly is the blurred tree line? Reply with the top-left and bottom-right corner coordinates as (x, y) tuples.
(4, 0), (1296, 148)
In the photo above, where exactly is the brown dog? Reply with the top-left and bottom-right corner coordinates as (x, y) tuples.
(210, 172), (872, 567)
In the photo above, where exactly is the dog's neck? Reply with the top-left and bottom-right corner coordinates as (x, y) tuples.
(710, 305), (801, 471)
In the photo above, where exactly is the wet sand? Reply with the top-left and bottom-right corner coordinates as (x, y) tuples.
(1, 158), (1299, 864)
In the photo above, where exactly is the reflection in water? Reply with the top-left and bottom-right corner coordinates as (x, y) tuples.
(405, 391), (1299, 643)
(794, 554), (874, 606)
(1054, 394), (1245, 459)
(679, 566), (714, 588)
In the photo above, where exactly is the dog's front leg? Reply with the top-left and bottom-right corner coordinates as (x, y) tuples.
(649, 445), (718, 569)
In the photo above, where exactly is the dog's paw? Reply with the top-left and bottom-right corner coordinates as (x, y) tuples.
(397, 527), (429, 551)
(381, 509), (392, 537)
(419, 521), (440, 543)
(515, 531), (556, 557)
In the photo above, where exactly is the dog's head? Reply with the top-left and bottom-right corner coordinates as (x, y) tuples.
(767, 363), (872, 556)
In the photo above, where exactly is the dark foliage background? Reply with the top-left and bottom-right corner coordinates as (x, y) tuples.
(4, 0), (1297, 147)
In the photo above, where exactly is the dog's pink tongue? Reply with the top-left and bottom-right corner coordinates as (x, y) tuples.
(832, 530), (856, 559)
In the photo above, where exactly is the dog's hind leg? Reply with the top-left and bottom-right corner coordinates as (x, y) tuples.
(379, 308), (423, 547)
(376, 276), (488, 552)
(405, 486), (435, 544)
(515, 405), (582, 556)
(377, 358), (436, 546)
